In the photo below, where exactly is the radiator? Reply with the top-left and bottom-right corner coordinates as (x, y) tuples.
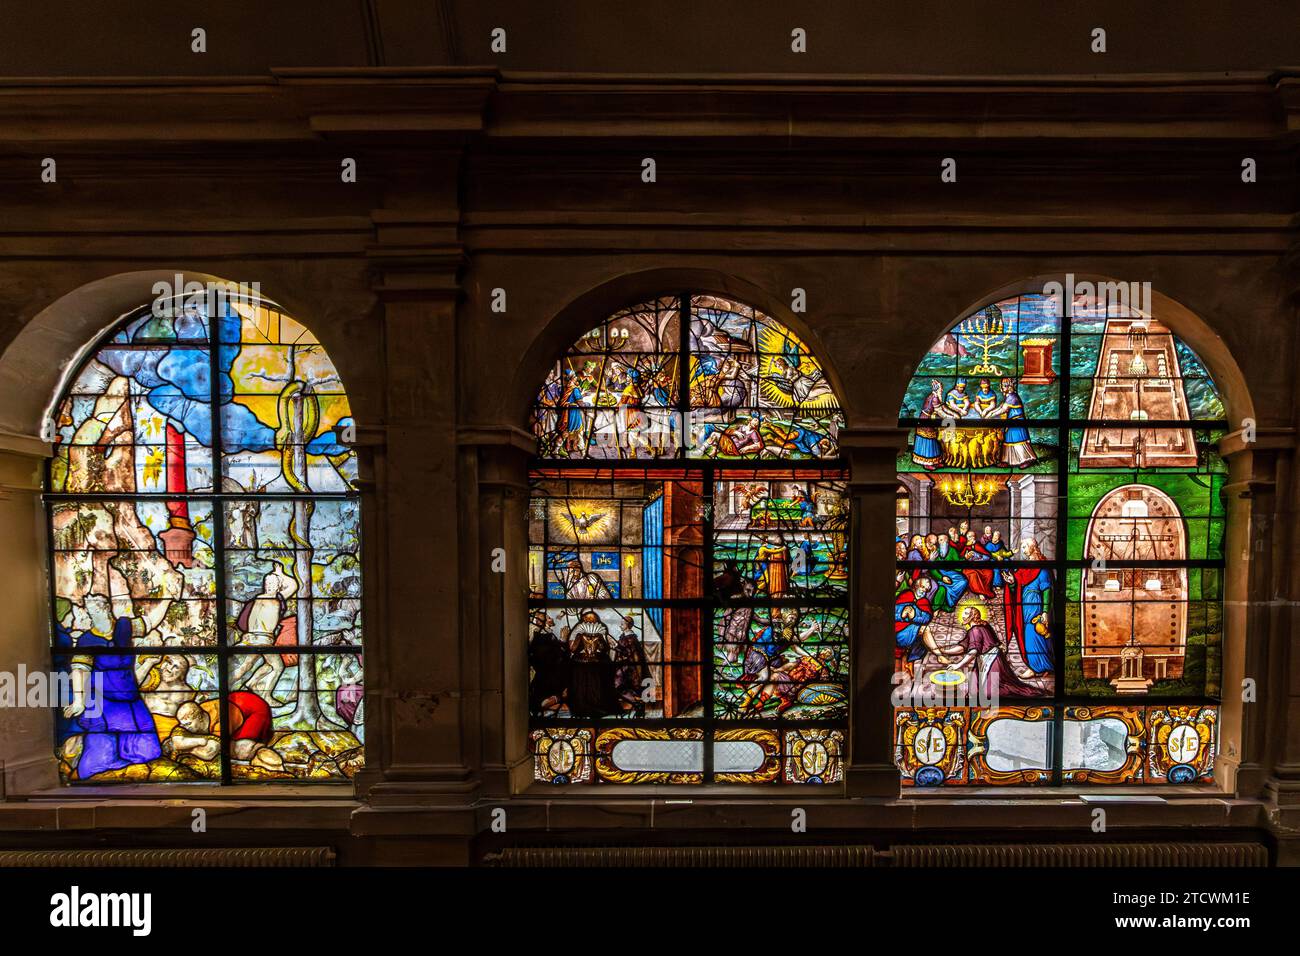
(0, 847), (335, 867)
(495, 845), (874, 867)
(891, 843), (1268, 867)
(493, 842), (1267, 867)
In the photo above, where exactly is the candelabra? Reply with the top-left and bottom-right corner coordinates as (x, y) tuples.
(959, 305), (1010, 375)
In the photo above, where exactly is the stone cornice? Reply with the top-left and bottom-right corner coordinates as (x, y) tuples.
(487, 69), (1300, 143)
(0, 68), (1298, 147)
(0, 68), (497, 145)
(0, 430), (51, 459)
(1220, 426), (1297, 458)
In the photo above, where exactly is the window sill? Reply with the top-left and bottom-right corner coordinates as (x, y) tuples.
(514, 781), (1227, 801)
(0, 784), (360, 832)
(17, 782), (358, 801)
(497, 785), (1264, 833)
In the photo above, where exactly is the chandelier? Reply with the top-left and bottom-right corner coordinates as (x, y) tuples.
(938, 474), (997, 507)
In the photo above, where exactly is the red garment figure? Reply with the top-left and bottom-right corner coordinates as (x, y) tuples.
(227, 691), (274, 743)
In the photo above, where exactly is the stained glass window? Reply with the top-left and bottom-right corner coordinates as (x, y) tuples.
(48, 294), (364, 782)
(529, 295), (847, 783)
(895, 291), (1224, 786)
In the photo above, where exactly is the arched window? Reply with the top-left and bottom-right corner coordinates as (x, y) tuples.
(528, 295), (847, 784)
(48, 292), (363, 782)
(895, 289), (1223, 786)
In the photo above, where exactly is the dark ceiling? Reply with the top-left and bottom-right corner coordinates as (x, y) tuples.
(1, 0), (1298, 78)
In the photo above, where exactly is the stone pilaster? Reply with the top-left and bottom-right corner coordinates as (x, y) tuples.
(353, 163), (480, 819)
(840, 426), (909, 797)
(456, 429), (535, 797)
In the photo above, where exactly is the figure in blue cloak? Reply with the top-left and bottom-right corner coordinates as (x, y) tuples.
(59, 617), (162, 779)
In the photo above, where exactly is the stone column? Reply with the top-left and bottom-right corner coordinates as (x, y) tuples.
(353, 188), (481, 821)
(1225, 426), (1300, 862)
(841, 426), (909, 797)
(1259, 243), (1300, 863)
(1217, 429), (1289, 802)
(458, 430), (535, 797)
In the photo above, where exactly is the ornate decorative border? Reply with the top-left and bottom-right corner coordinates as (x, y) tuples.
(783, 728), (844, 784)
(1062, 706), (1144, 784)
(593, 727), (703, 784)
(895, 707), (967, 786)
(530, 728), (593, 784)
(1147, 705), (1217, 784)
(713, 728), (780, 784)
(968, 705), (1054, 785)
(527, 728), (595, 780)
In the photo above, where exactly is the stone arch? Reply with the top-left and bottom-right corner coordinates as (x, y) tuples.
(892, 274), (1246, 787)
(0, 271), (367, 791)
(0, 270), (328, 439)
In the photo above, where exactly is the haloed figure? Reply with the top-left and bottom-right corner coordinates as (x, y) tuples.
(567, 611), (615, 718)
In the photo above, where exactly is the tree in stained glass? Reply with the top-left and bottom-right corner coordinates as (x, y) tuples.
(48, 295), (363, 783)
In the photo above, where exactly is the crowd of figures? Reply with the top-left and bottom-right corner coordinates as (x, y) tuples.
(895, 519), (1054, 698)
(715, 604), (846, 718)
(527, 611), (654, 718)
(911, 377), (1038, 470)
(531, 298), (845, 461)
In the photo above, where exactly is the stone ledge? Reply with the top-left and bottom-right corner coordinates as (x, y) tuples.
(354, 793), (1271, 835)
(0, 797), (358, 831)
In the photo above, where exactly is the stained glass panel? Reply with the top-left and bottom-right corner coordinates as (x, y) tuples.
(48, 295), (363, 784)
(532, 295), (843, 461)
(897, 289), (1226, 787)
(529, 320), (848, 788)
(533, 297), (682, 460)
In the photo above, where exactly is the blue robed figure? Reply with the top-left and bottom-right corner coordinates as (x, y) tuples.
(995, 377), (1038, 468)
(60, 617), (162, 779)
(894, 583), (934, 663)
(1004, 565), (1053, 674)
(742, 621), (782, 681)
(555, 368), (588, 449)
(985, 532), (1015, 585)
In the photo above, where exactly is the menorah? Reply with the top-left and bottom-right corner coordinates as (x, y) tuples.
(958, 304), (1010, 375)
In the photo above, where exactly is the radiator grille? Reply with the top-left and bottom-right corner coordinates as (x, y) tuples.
(493, 842), (1267, 867)
(891, 843), (1268, 867)
(0, 847), (335, 867)
(496, 845), (874, 867)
